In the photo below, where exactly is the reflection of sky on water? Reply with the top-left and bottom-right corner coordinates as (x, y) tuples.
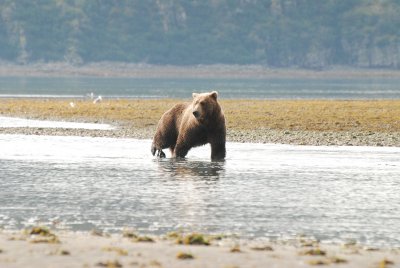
(0, 133), (400, 247)
(0, 116), (114, 130)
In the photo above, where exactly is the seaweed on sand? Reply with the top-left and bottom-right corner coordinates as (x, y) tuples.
(27, 226), (60, 244)
(176, 252), (194, 260)
(177, 233), (210, 246)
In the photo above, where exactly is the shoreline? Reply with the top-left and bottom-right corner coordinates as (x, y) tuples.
(0, 99), (399, 147)
(0, 126), (399, 147)
(2, 62), (400, 78)
(0, 228), (398, 268)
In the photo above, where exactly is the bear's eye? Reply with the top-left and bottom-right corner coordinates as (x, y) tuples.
(200, 101), (205, 106)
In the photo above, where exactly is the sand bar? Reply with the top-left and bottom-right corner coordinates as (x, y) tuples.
(0, 98), (399, 146)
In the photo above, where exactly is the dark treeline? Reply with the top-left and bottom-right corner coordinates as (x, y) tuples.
(0, 0), (399, 69)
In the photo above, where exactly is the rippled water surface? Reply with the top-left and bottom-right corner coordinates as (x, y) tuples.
(1, 134), (400, 247)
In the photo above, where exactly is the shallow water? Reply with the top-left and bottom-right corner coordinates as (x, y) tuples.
(1, 134), (400, 247)
(0, 116), (114, 130)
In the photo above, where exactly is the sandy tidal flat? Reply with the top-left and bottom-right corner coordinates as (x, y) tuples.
(0, 230), (399, 268)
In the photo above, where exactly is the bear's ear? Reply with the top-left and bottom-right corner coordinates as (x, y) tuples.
(210, 91), (218, 100)
(192, 93), (199, 98)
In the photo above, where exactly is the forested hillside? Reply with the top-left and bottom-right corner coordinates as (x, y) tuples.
(0, 0), (399, 69)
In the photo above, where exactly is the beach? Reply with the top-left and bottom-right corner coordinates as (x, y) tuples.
(1, 228), (399, 268)
(0, 98), (399, 146)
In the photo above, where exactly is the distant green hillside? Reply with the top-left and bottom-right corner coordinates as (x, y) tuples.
(0, 0), (399, 69)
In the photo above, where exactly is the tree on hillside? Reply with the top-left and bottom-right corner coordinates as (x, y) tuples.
(0, 0), (398, 68)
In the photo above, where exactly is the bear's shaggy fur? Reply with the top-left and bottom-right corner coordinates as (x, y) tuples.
(151, 91), (226, 160)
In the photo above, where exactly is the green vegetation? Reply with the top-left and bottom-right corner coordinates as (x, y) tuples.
(102, 247), (129, 256)
(177, 233), (210, 246)
(176, 252), (194, 260)
(26, 226), (60, 244)
(300, 248), (326, 256)
(96, 260), (123, 268)
(134, 236), (155, 243)
(0, 0), (399, 68)
(28, 226), (54, 236)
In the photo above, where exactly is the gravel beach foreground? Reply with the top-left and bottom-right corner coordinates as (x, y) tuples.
(0, 229), (399, 268)
(0, 98), (399, 146)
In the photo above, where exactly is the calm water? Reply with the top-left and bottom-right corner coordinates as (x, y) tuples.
(0, 76), (399, 99)
(1, 134), (400, 247)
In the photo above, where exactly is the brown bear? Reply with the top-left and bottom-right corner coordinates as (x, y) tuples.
(151, 91), (226, 160)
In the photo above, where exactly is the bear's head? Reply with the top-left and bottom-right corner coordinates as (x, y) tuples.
(191, 91), (221, 123)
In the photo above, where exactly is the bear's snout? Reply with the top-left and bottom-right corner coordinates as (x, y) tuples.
(193, 110), (200, 118)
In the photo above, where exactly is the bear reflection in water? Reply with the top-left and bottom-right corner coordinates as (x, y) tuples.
(155, 158), (225, 180)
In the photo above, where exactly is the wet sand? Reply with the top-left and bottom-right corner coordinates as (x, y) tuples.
(0, 229), (399, 268)
(0, 98), (399, 146)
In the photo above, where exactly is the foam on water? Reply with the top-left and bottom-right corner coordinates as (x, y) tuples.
(0, 134), (399, 247)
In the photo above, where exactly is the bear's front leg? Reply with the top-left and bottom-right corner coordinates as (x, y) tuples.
(173, 141), (190, 158)
(211, 141), (226, 160)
